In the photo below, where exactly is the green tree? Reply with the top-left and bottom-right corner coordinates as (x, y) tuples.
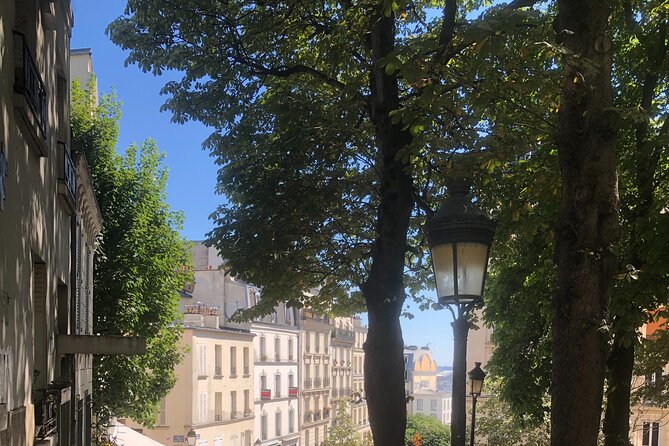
(106, 2), (548, 444)
(70, 80), (190, 436)
(472, 3), (669, 445)
(405, 414), (450, 446)
(324, 403), (364, 446)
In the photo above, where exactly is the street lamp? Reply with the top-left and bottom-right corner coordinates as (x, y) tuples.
(426, 179), (495, 446)
(186, 428), (197, 446)
(468, 362), (487, 446)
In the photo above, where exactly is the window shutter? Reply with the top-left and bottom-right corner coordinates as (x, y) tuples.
(75, 221), (82, 334)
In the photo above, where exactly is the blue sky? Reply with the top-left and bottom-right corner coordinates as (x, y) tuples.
(70, 0), (456, 365)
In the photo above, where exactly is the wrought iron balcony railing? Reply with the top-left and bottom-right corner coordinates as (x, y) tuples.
(13, 32), (47, 141)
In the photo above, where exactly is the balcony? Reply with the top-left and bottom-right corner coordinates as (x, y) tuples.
(244, 408), (253, 417)
(288, 387), (298, 398)
(323, 377), (331, 387)
(261, 389), (271, 401)
(314, 377), (322, 388)
(314, 410), (322, 421)
(332, 328), (355, 343)
(304, 378), (312, 389)
(230, 367), (237, 378)
(13, 32), (47, 153)
(323, 407), (331, 418)
(35, 397), (57, 440)
(57, 142), (76, 214)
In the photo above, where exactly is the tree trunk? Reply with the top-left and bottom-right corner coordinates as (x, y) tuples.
(603, 336), (635, 446)
(551, 1), (619, 445)
(362, 6), (414, 446)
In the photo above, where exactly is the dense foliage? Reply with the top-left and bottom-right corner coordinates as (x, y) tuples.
(70, 80), (190, 434)
(405, 414), (450, 446)
(105, 0), (668, 444)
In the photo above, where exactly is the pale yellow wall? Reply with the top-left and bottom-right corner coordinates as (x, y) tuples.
(129, 328), (255, 446)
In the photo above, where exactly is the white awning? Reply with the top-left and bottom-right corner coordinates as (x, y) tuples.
(107, 422), (165, 446)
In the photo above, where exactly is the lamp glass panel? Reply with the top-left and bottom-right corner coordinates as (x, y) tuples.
(456, 242), (488, 296)
(470, 377), (484, 396)
(431, 243), (454, 298)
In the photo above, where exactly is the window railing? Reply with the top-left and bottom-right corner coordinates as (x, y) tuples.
(13, 32), (47, 140)
(215, 366), (222, 376)
(56, 142), (76, 210)
(243, 366), (250, 376)
(35, 396), (58, 440)
(260, 389), (271, 400)
(288, 387), (298, 397)
(314, 377), (322, 388)
(304, 378), (312, 389)
(230, 367), (237, 377)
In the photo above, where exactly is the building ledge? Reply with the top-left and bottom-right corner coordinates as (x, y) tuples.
(56, 334), (146, 355)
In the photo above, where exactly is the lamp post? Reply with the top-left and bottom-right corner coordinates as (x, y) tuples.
(468, 362), (486, 446)
(425, 179), (495, 446)
(186, 428), (197, 446)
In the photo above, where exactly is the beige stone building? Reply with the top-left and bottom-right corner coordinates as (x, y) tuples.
(0, 1), (110, 444)
(350, 318), (370, 436)
(300, 310), (332, 446)
(130, 307), (255, 446)
(127, 243), (257, 446)
(251, 303), (300, 446)
(403, 346), (450, 424)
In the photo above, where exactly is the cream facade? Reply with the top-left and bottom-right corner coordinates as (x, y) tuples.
(0, 1), (96, 444)
(130, 312), (255, 446)
(404, 346), (451, 425)
(350, 318), (370, 436)
(300, 311), (332, 446)
(252, 304), (300, 446)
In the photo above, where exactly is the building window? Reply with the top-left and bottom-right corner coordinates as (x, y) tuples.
(416, 399), (423, 410)
(243, 347), (250, 375)
(260, 337), (267, 361)
(275, 411), (282, 437)
(275, 337), (281, 361)
(289, 408), (295, 433)
(275, 374), (282, 398)
(431, 399), (437, 411)
(215, 345), (222, 376)
(305, 429), (309, 446)
(215, 392), (222, 421)
(198, 345), (207, 376)
(231, 391), (237, 418)
(244, 389), (250, 415)
(230, 347), (237, 376)
(288, 338), (294, 361)
(199, 393), (207, 423)
(261, 414), (268, 440)
(642, 422), (660, 446)
(288, 372), (294, 389)
(158, 398), (167, 425)
(261, 374), (267, 390)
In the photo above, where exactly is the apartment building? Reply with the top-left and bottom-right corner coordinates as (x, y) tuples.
(350, 318), (370, 436)
(0, 2), (115, 444)
(127, 243), (257, 446)
(403, 346), (451, 424)
(252, 303), (300, 446)
(300, 310), (332, 446)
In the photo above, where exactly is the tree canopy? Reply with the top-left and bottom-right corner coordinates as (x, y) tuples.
(104, 0), (668, 444)
(70, 80), (190, 433)
(405, 413), (450, 446)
